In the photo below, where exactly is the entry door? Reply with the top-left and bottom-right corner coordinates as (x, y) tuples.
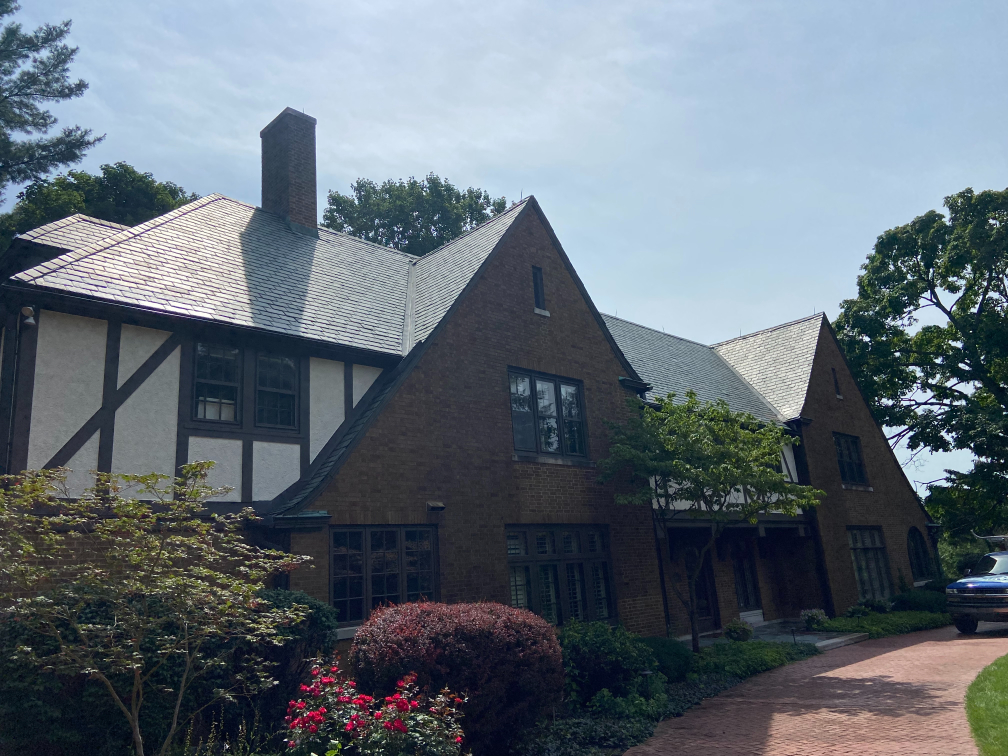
(692, 550), (720, 633)
(732, 545), (762, 613)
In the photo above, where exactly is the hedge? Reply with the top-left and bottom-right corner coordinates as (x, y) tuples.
(818, 610), (953, 638)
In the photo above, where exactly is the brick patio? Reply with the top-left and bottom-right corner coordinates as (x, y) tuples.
(626, 624), (1008, 756)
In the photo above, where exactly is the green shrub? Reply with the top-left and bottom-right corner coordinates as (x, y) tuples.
(587, 687), (669, 721)
(723, 618), (754, 641)
(637, 636), (693, 682)
(801, 609), (827, 630)
(919, 579), (949, 594)
(556, 620), (657, 704)
(858, 598), (891, 614)
(510, 716), (655, 756)
(891, 589), (947, 614)
(845, 604), (871, 618)
(818, 610), (952, 639)
(693, 641), (819, 679)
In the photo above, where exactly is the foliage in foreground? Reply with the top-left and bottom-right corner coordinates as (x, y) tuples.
(349, 601), (563, 756)
(693, 640), (819, 679)
(599, 391), (823, 651)
(283, 660), (467, 756)
(966, 653), (1008, 756)
(817, 610), (952, 639)
(0, 465), (309, 756)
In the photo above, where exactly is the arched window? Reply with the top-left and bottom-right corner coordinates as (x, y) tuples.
(907, 527), (935, 583)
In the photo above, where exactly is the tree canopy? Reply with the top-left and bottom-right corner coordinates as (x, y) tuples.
(322, 173), (507, 256)
(0, 1), (101, 201)
(599, 392), (823, 649)
(0, 162), (199, 251)
(835, 187), (1008, 538)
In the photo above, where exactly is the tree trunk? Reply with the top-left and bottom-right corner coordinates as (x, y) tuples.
(652, 511), (672, 636)
(687, 572), (701, 653)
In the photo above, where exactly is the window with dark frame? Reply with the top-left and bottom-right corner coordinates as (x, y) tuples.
(907, 527), (935, 582)
(509, 371), (586, 457)
(848, 527), (892, 600)
(505, 525), (613, 624)
(194, 342), (241, 422)
(832, 367), (844, 399)
(833, 432), (868, 486)
(331, 526), (436, 624)
(532, 266), (546, 310)
(256, 353), (298, 428)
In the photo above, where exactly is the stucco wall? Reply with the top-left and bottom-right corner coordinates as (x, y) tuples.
(310, 357), (344, 461)
(253, 440), (301, 500)
(188, 436), (242, 501)
(27, 310), (107, 476)
(352, 364), (381, 407)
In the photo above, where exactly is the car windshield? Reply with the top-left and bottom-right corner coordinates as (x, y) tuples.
(972, 555), (1008, 575)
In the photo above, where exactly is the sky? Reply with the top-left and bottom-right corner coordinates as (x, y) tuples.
(15, 0), (1008, 490)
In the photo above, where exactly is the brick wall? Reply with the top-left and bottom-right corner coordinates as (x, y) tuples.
(288, 206), (667, 635)
(800, 321), (933, 612)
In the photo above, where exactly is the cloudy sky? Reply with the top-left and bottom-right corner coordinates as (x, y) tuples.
(17, 0), (1008, 488)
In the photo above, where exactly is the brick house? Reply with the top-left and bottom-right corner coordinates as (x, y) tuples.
(0, 107), (938, 639)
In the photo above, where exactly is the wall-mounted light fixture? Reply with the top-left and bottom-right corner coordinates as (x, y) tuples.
(20, 306), (35, 326)
(426, 501), (445, 512)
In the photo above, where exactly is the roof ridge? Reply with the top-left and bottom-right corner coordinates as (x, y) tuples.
(316, 225), (419, 259)
(416, 197), (530, 264)
(601, 312), (713, 349)
(70, 214), (131, 231)
(712, 312), (825, 347)
(19, 194), (226, 282)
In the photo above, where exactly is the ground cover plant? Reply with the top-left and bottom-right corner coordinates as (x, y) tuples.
(817, 610), (952, 638)
(966, 653), (1008, 756)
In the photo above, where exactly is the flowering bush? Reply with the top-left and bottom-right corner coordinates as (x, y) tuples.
(800, 609), (827, 631)
(285, 659), (467, 756)
(722, 618), (754, 642)
(349, 602), (562, 755)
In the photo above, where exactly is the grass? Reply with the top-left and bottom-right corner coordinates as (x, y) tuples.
(817, 610), (952, 638)
(966, 653), (1008, 756)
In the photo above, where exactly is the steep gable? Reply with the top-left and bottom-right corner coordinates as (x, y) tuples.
(714, 314), (824, 420)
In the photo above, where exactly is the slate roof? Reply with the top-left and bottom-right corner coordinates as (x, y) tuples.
(713, 314), (825, 421)
(601, 314), (781, 423)
(12, 195), (527, 356)
(18, 214), (129, 251)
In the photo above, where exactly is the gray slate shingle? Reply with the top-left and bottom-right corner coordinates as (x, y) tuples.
(602, 313), (781, 423)
(19, 214), (129, 251)
(713, 314), (824, 421)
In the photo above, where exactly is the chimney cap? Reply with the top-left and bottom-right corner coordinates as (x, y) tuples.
(260, 107), (318, 138)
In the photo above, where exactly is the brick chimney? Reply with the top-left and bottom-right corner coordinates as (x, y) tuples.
(260, 107), (318, 234)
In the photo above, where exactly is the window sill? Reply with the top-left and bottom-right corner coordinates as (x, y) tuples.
(842, 483), (874, 492)
(534, 307), (550, 317)
(336, 626), (360, 640)
(512, 453), (594, 468)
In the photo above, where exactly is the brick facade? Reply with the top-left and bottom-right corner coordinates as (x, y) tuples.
(287, 206), (667, 635)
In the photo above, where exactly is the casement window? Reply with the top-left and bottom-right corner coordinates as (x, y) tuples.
(506, 525), (613, 624)
(256, 353), (298, 428)
(833, 432), (868, 486)
(509, 371), (586, 457)
(331, 526), (436, 624)
(907, 527), (936, 583)
(848, 527), (892, 601)
(194, 342), (241, 422)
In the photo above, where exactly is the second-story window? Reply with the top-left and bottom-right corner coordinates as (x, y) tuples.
(257, 353), (298, 428)
(834, 432), (868, 486)
(194, 343), (240, 422)
(509, 370), (586, 457)
(532, 266), (546, 310)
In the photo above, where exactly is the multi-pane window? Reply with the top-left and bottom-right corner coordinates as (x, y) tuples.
(907, 527), (935, 583)
(505, 525), (613, 624)
(848, 527), (892, 601)
(194, 343), (240, 422)
(834, 432), (868, 486)
(331, 526), (437, 624)
(256, 353), (298, 427)
(509, 371), (586, 457)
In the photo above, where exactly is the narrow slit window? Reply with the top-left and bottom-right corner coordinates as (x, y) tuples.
(832, 367), (844, 399)
(532, 266), (545, 310)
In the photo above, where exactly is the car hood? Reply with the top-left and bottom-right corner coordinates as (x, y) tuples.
(948, 575), (1008, 589)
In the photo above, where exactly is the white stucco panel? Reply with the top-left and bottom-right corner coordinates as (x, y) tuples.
(187, 436), (242, 501)
(353, 364), (382, 407)
(27, 310), (107, 471)
(64, 432), (99, 499)
(252, 441), (301, 501)
(310, 357), (344, 461)
(112, 346), (180, 479)
(118, 324), (172, 388)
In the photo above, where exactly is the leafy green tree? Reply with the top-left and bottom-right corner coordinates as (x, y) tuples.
(323, 172), (506, 256)
(0, 162), (199, 250)
(835, 187), (1008, 538)
(599, 392), (823, 651)
(0, 464), (310, 756)
(0, 1), (101, 201)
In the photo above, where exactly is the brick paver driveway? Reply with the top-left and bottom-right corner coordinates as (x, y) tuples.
(626, 624), (1008, 756)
